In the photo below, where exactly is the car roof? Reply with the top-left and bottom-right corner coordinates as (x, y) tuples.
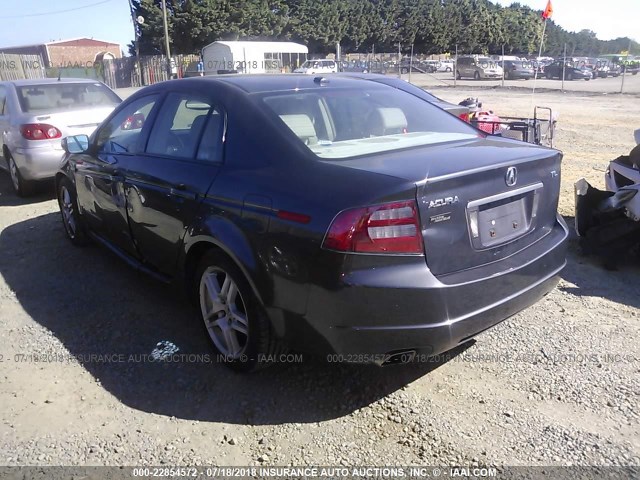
(2, 78), (104, 87)
(335, 72), (439, 99)
(171, 74), (388, 94)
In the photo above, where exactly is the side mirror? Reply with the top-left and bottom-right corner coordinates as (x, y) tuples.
(62, 134), (90, 154)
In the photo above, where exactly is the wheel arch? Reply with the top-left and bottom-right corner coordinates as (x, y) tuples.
(2, 144), (12, 167)
(182, 232), (267, 309)
(54, 171), (68, 192)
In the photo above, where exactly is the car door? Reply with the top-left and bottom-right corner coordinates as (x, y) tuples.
(122, 91), (225, 275)
(74, 94), (160, 258)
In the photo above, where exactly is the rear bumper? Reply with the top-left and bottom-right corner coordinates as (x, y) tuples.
(12, 145), (64, 181)
(292, 216), (568, 360)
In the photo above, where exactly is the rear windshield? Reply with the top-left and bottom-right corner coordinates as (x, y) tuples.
(17, 82), (121, 113)
(261, 87), (478, 159)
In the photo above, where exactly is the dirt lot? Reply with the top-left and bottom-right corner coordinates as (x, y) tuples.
(0, 84), (638, 468)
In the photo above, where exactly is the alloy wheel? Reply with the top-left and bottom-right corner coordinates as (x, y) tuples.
(199, 266), (249, 357)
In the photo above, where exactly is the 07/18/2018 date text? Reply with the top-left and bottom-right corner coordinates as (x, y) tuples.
(206, 60), (280, 70)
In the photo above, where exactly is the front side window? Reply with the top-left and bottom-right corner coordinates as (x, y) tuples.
(95, 95), (158, 154)
(146, 92), (221, 161)
(261, 86), (478, 160)
(17, 82), (120, 113)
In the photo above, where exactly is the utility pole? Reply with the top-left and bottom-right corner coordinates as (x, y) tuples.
(454, 44), (458, 87)
(409, 44), (414, 83)
(561, 43), (566, 92)
(161, 0), (172, 79)
(501, 44), (505, 87)
(620, 38), (631, 94)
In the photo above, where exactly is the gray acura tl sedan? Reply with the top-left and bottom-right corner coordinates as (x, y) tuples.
(55, 75), (568, 371)
(0, 78), (121, 196)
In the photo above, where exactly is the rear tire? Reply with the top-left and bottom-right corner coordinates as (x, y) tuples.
(196, 251), (285, 372)
(6, 152), (34, 197)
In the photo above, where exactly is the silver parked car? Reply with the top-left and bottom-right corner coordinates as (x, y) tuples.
(0, 78), (121, 196)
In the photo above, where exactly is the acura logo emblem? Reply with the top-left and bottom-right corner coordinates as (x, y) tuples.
(505, 167), (518, 187)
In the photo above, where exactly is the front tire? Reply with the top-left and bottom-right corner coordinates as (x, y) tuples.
(7, 152), (34, 197)
(57, 178), (88, 246)
(196, 251), (283, 372)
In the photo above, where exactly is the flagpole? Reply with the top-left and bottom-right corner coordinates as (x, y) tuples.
(533, 20), (547, 94)
(531, 0), (551, 119)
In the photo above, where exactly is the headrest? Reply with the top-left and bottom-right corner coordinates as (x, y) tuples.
(279, 114), (317, 142)
(375, 108), (408, 131)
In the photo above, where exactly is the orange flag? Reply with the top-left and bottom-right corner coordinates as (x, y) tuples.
(542, 0), (553, 19)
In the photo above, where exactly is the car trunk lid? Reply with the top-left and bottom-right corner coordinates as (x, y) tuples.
(32, 106), (115, 138)
(331, 136), (563, 276)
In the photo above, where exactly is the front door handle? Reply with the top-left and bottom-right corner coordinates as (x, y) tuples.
(97, 154), (117, 165)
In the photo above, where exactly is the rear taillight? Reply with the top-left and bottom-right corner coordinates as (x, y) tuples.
(20, 123), (62, 140)
(322, 200), (423, 254)
(458, 112), (470, 123)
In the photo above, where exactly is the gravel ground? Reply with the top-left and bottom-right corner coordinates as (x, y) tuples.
(0, 84), (638, 468)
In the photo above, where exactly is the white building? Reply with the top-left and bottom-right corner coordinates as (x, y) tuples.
(202, 41), (308, 75)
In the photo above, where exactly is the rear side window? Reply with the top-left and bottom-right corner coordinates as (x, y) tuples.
(17, 82), (121, 112)
(146, 92), (222, 161)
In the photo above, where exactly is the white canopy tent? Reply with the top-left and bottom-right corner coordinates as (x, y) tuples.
(202, 41), (308, 75)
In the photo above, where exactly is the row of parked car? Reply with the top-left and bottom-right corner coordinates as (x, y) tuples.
(0, 73), (568, 371)
(291, 58), (457, 75)
(454, 56), (634, 81)
(292, 56), (634, 81)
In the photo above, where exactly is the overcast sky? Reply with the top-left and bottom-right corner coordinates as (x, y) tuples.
(0, 0), (637, 54)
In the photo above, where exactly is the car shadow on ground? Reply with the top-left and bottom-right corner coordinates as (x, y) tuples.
(560, 215), (640, 309)
(0, 171), (56, 207)
(0, 212), (470, 425)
